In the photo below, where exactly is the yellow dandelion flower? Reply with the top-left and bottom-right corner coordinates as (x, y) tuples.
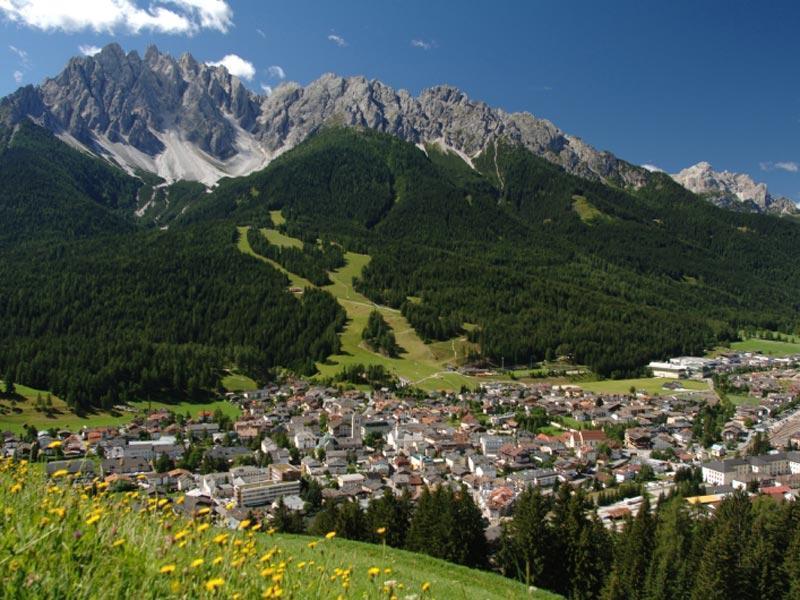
(175, 495), (185, 505)
(368, 567), (380, 579)
(49, 507), (66, 518)
(190, 558), (204, 569)
(225, 501), (235, 510)
(239, 519), (251, 530)
(384, 568), (392, 575)
(376, 526), (386, 535)
(205, 578), (224, 591)
(47, 440), (62, 449)
(178, 540), (188, 549)
(251, 522), (262, 531)
(422, 581), (431, 592)
(307, 541), (318, 549)
(325, 531), (336, 540)
(213, 533), (228, 545)
(112, 539), (125, 548)
(51, 469), (69, 479)
(174, 529), (190, 541)
(85, 514), (100, 526)
(196, 523), (210, 533)
(197, 507), (211, 516)
(159, 564), (176, 574)
(212, 556), (223, 566)
(10, 482), (22, 494)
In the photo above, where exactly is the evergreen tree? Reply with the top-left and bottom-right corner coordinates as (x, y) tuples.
(644, 497), (694, 600)
(3, 371), (15, 397)
(497, 487), (553, 587)
(786, 521), (800, 600)
(603, 495), (654, 600)
(271, 497), (305, 534)
(365, 489), (412, 548)
(692, 491), (753, 600)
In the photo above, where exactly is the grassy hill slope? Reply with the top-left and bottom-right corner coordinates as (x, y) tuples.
(0, 459), (557, 599)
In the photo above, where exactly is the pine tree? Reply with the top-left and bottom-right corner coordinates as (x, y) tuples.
(271, 497), (305, 534)
(603, 495), (654, 600)
(365, 489), (412, 548)
(786, 522), (800, 600)
(644, 497), (694, 600)
(692, 491), (753, 600)
(497, 487), (553, 587)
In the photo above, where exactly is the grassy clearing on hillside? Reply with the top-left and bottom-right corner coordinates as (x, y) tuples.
(128, 399), (240, 420)
(578, 377), (708, 396)
(0, 460), (556, 599)
(264, 228), (303, 249)
(238, 223), (479, 391)
(572, 195), (613, 224)
(0, 381), (130, 433)
(0, 381), (240, 433)
(237, 226), (313, 289)
(222, 373), (258, 392)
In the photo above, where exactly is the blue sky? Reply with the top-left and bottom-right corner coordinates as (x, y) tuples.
(1, 0), (799, 199)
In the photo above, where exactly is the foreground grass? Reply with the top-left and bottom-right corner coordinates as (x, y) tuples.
(0, 460), (554, 599)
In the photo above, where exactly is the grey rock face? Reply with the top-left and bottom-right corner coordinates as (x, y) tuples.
(672, 162), (797, 215)
(0, 44), (650, 188)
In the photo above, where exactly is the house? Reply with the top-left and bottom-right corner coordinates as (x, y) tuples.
(46, 459), (96, 478)
(625, 428), (652, 450)
(566, 430), (607, 449)
(294, 430), (317, 451)
(479, 435), (504, 457)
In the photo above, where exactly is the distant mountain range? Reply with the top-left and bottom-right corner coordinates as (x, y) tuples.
(1, 43), (793, 215)
(673, 162), (797, 215)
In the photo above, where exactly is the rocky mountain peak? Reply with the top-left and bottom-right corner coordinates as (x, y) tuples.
(673, 162), (796, 215)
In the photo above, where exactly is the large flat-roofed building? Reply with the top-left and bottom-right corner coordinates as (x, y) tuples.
(647, 361), (687, 379)
(232, 463), (301, 507)
(234, 479), (301, 507)
(702, 453), (795, 486)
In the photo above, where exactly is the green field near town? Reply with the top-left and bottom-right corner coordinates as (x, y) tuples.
(728, 338), (800, 356)
(0, 380), (241, 434)
(578, 377), (708, 396)
(0, 381), (129, 433)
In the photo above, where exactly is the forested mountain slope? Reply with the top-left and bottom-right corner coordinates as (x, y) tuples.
(1, 121), (799, 410)
(0, 119), (139, 247)
(201, 127), (800, 376)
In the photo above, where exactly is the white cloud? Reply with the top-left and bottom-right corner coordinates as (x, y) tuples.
(78, 44), (102, 57)
(0, 0), (233, 35)
(760, 161), (799, 173)
(327, 34), (347, 47)
(775, 161), (799, 173)
(8, 44), (29, 64)
(260, 83), (272, 96)
(411, 39), (435, 50)
(266, 65), (285, 79)
(13, 69), (22, 83)
(642, 164), (664, 173)
(256, 28), (265, 38)
(205, 54), (255, 80)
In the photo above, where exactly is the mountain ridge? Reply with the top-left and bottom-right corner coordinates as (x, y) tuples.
(0, 43), (647, 189)
(1, 42), (794, 216)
